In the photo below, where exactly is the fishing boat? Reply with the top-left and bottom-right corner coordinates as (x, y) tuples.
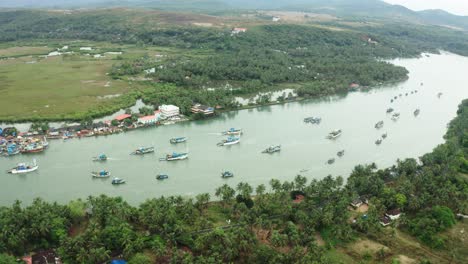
(304, 117), (321, 124)
(218, 136), (240, 146)
(170, 137), (187, 144)
(161, 152), (189, 161)
(131, 146), (154, 155)
(221, 171), (234, 178)
(327, 158), (335, 164)
(337, 150), (345, 157)
(21, 143), (44, 154)
(156, 174), (169, 180)
(382, 133), (388, 139)
(91, 170), (111, 178)
(262, 145), (281, 154)
(8, 160), (38, 174)
(386, 108), (394, 113)
(375, 121), (384, 129)
(327, 129), (342, 139)
(414, 109), (420, 116)
(375, 139), (383, 145)
(2, 144), (20, 156)
(93, 154), (108, 161)
(111, 178), (126, 185)
(222, 128), (243, 135)
(391, 113), (400, 121)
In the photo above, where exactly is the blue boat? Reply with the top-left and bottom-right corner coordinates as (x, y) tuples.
(170, 137), (187, 144)
(131, 146), (154, 155)
(160, 152), (188, 161)
(93, 154), (108, 161)
(217, 136), (240, 146)
(221, 171), (234, 178)
(92, 170), (111, 178)
(156, 174), (169, 180)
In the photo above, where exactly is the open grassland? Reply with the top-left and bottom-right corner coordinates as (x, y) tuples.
(0, 53), (133, 121)
(0, 46), (52, 58)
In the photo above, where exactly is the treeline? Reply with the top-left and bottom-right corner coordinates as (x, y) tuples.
(0, 100), (467, 263)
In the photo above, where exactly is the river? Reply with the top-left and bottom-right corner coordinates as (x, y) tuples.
(1, 52), (467, 206)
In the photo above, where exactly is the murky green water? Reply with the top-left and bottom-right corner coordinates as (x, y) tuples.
(1, 52), (467, 205)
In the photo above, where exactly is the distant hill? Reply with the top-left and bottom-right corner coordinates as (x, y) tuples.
(2, 0), (468, 30)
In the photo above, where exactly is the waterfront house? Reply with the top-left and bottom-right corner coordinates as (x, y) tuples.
(385, 209), (401, 220)
(159, 105), (180, 118)
(114, 114), (132, 122)
(191, 104), (215, 116)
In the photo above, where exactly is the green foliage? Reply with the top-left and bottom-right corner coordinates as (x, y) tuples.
(128, 253), (151, 264)
(0, 254), (16, 264)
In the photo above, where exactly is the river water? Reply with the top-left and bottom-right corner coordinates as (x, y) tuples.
(1, 52), (467, 206)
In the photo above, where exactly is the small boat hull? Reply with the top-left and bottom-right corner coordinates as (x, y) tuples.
(9, 166), (38, 174)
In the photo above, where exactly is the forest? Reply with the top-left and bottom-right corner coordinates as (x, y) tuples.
(0, 99), (466, 263)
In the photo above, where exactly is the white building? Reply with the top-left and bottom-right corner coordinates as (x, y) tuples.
(80, 47), (93, 51)
(231, 27), (247, 34)
(159, 105), (180, 118)
(144, 68), (156, 74)
(272, 16), (281, 22)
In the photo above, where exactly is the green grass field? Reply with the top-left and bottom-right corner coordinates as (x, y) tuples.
(0, 52), (132, 121)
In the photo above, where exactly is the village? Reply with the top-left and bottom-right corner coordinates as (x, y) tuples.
(0, 103), (215, 157)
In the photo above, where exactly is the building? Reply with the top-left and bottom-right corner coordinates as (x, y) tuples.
(114, 114), (132, 122)
(272, 16), (281, 22)
(379, 216), (392, 227)
(231, 27), (247, 34)
(191, 104), (214, 116)
(138, 111), (161, 125)
(159, 105), (180, 118)
(385, 209), (401, 220)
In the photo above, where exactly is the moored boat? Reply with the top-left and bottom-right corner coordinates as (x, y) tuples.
(218, 136), (240, 146)
(337, 150), (345, 157)
(93, 154), (108, 161)
(111, 178), (125, 185)
(414, 109), (420, 116)
(156, 174), (169, 180)
(262, 145), (281, 154)
(8, 160), (38, 174)
(382, 133), (388, 139)
(437, 92), (443, 98)
(92, 170), (111, 178)
(391, 113), (400, 121)
(375, 139), (383, 145)
(131, 146), (154, 155)
(386, 108), (394, 113)
(161, 152), (188, 161)
(375, 121), (384, 129)
(304, 117), (321, 124)
(222, 128), (242, 135)
(21, 143), (44, 154)
(327, 129), (342, 139)
(327, 158), (335, 164)
(221, 171), (234, 178)
(170, 137), (187, 144)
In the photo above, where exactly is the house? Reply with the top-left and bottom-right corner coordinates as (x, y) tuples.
(79, 47), (92, 51)
(159, 105), (180, 118)
(272, 16), (281, 22)
(385, 209), (401, 220)
(191, 104), (215, 116)
(32, 249), (62, 264)
(137, 111), (161, 125)
(114, 114), (132, 122)
(293, 194), (305, 204)
(231, 27), (247, 34)
(144, 68), (156, 74)
(93, 54), (104, 58)
(350, 198), (363, 209)
(379, 216), (392, 227)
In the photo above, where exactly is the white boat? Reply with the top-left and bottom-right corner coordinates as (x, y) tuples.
(222, 128), (243, 135)
(161, 152), (189, 161)
(91, 170), (111, 178)
(218, 136), (240, 146)
(8, 160), (38, 174)
(327, 129), (342, 139)
(262, 145), (281, 154)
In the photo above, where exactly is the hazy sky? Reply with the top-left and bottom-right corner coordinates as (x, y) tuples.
(384, 0), (468, 16)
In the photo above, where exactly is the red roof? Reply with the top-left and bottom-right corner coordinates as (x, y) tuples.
(139, 115), (157, 121)
(115, 114), (132, 121)
(154, 110), (161, 114)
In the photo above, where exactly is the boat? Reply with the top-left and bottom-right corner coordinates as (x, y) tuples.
(161, 152), (188, 161)
(111, 178), (126, 185)
(304, 117), (321, 124)
(299, 169), (309, 173)
(327, 158), (335, 164)
(375, 139), (383, 145)
(382, 133), (388, 139)
(170, 137), (187, 144)
(21, 143), (44, 154)
(221, 171), (234, 178)
(390, 99), (394, 103)
(391, 113), (400, 121)
(91, 170), (111, 178)
(2, 144), (20, 156)
(437, 92), (443, 98)
(8, 160), (38, 174)
(414, 109), (420, 116)
(386, 108), (394, 113)
(93, 154), (108, 161)
(262, 145), (281, 154)
(217, 136), (241, 146)
(327, 129), (342, 139)
(375, 121), (384, 129)
(222, 128), (243, 135)
(131, 146), (154, 155)
(337, 150), (345, 157)
(156, 174), (169, 180)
